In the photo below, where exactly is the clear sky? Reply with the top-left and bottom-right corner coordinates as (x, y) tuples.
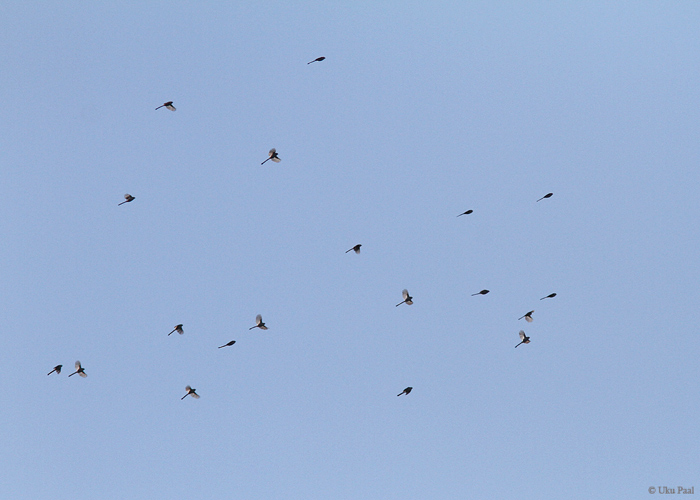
(1, 2), (698, 499)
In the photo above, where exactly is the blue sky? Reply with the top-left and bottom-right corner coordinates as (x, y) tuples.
(1, 2), (698, 499)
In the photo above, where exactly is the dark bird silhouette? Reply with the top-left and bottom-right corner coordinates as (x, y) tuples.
(518, 310), (534, 322)
(396, 289), (413, 307)
(47, 364), (63, 376)
(181, 385), (199, 400)
(249, 314), (268, 330)
(346, 244), (362, 254)
(515, 330), (531, 348)
(457, 210), (473, 216)
(540, 293), (557, 300)
(261, 148), (281, 165)
(471, 289), (490, 296)
(118, 194), (135, 205)
(155, 101), (176, 111)
(536, 192), (553, 202)
(397, 387), (413, 396)
(68, 361), (87, 378)
(168, 324), (184, 336)
(218, 340), (236, 349)
(307, 56), (326, 64)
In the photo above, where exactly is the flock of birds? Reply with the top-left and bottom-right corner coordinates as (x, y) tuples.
(46, 55), (558, 401)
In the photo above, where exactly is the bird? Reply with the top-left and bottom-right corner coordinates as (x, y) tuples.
(536, 192), (553, 202)
(218, 340), (236, 349)
(396, 289), (413, 307)
(540, 293), (557, 300)
(515, 330), (531, 348)
(249, 314), (268, 330)
(168, 324), (184, 336)
(457, 210), (473, 216)
(261, 148), (281, 165)
(471, 289), (490, 296)
(181, 385), (200, 400)
(68, 361), (87, 377)
(518, 310), (534, 322)
(346, 244), (362, 254)
(307, 56), (326, 64)
(47, 364), (63, 376)
(118, 194), (135, 205)
(397, 387), (413, 396)
(155, 101), (176, 111)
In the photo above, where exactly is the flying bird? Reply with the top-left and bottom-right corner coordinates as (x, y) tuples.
(515, 330), (531, 348)
(346, 244), (362, 254)
(118, 194), (135, 205)
(540, 293), (557, 300)
(396, 289), (413, 307)
(249, 314), (268, 330)
(397, 387), (413, 396)
(68, 361), (87, 378)
(181, 385), (200, 400)
(47, 364), (63, 376)
(168, 324), (184, 336)
(261, 148), (281, 165)
(536, 192), (553, 202)
(307, 56), (326, 64)
(218, 340), (236, 349)
(518, 310), (534, 322)
(155, 101), (176, 111)
(457, 210), (473, 216)
(471, 289), (490, 296)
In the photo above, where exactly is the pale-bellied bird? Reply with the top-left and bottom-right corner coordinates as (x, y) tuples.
(155, 101), (176, 111)
(249, 314), (268, 330)
(168, 324), (184, 336)
(118, 194), (135, 205)
(396, 289), (413, 307)
(515, 330), (531, 348)
(261, 148), (281, 165)
(181, 385), (199, 400)
(68, 361), (87, 377)
(346, 244), (361, 254)
(47, 364), (62, 376)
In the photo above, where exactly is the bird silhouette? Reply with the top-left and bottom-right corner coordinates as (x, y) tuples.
(515, 330), (531, 348)
(68, 361), (87, 377)
(249, 314), (268, 330)
(346, 244), (362, 254)
(118, 194), (135, 206)
(181, 385), (200, 400)
(218, 340), (236, 349)
(536, 192), (553, 202)
(307, 56), (326, 64)
(47, 364), (62, 376)
(397, 387), (413, 396)
(396, 289), (413, 307)
(518, 310), (534, 322)
(261, 148), (281, 165)
(168, 324), (184, 336)
(540, 293), (557, 300)
(457, 210), (473, 216)
(155, 101), (176, 111)
(471, 289), (490, 296)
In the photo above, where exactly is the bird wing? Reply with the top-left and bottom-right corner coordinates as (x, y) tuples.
(79, 371), (87, 378)
(402, 289), (409, 300)
(519, 330), (526, 341)
(191, 392), (200, 399)
(185, 385), (192, 392)
(166, 104), (176, 111)
(75, 361), (82, 370)
(271, 157), (281, 163)
(268, 148), (276, 156)
(256, 314), (263, 325)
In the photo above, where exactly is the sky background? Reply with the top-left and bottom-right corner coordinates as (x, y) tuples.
(1, 2), (698, 499)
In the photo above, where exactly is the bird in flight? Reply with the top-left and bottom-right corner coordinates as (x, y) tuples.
(397, 387), (413, 396)
(261, 148), (281, 165)
(307, 56), (326, 64)
(515, 330), (531, 348)
(396, 289), (413, 307)
(118, 194), (135, 205)
(540, 293), (557, 300)
(346, 244), (362, 254)
(250, 314), (268, 330)
(168, 324), (184, 336)
(218, 340), (236, 349)
(536, 192), (553, 202)
(457, 210), (473, 217)
(68, 361), (87, 377)
(155, 101), (176, 111)
(518, 310), (534, 322)
(181, 385), (200, 400)
(471, 289), (490, 296)
(47, 364), (63, 376)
